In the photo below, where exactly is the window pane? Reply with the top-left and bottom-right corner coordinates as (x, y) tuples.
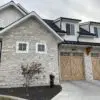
(66, 24), (70, 35)
(97, 28), (100, 37)
(41, 45), (45, 51)
(18, 43), (27, 51)
(38, 44), (45, 52)
(91, 53), (99, 57)
(19, 43), (23, 50)
(22, 44), (27, 51)
(70, 24), (75, 35)
(94, 27), (98, 37)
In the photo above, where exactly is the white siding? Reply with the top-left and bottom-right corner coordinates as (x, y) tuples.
(0, 6), (24, 27)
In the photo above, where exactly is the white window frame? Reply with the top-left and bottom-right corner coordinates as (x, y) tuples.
(16, 41), (29, 53)
(66, 23), (75, 35)
(36, 42), (47, 54)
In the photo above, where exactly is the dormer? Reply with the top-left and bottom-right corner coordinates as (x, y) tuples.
(89, 21), (100, 38)
(54, 17), (81, 41)
(78, 21), (100, 43)
(79, 22), (97, 38)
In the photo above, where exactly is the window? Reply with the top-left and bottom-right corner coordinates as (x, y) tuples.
(66, 24), (70, 35)
(19, 43), (26, 51)
(66, 23), (75, 35)
(94, 27), (100, 37)
(94, 26), (100, 38)
(94, 27), (98, 37)
(36, 43), (47, 53)
(16, 42), (29, 53)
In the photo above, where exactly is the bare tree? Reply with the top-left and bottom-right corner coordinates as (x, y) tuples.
(21, 61), (42, 96)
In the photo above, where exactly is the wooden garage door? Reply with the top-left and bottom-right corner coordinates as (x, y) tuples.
(91, 53), (100, 80)
(60, 52), (72, 80)
(60, 52), (85, 80)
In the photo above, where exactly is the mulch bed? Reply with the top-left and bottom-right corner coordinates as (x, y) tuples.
(0, 85), (62, 100)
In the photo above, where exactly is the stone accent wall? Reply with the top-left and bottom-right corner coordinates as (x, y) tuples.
(0, 18), (60, 87)
(84, 53), (93, 81)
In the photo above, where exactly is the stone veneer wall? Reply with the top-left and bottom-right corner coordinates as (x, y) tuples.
(84, 53), (93, 81)
(0, 18), (60, 87)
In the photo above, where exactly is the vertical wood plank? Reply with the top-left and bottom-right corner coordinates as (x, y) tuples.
(92, 56), (100, 80)
(71, 55), (85, 80)
(60, 55), (72, 80)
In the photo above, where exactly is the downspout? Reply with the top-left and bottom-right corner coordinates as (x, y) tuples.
(58, 42), (61, 83)
(58, 40), (65, 83)
(77, 26), (80, 42)
(89, 22), (91, 33)
(0, 40), (2, 62)
(77, 33), (80, 42)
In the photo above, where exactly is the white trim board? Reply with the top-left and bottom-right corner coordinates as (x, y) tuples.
(36, 42), (47, 54)
(16, 41), (29, 53)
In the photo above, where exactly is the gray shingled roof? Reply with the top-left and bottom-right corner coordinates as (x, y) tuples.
(43, 19), (66, 33)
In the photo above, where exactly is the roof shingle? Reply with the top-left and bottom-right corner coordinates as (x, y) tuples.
(43, 19), (66, 33)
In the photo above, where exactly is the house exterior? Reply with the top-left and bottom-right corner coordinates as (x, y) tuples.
(44, 17), (100, 81)
(58, 20), (100, 81)
(0, 1), (62, 87)
(0, 1), (100, 88)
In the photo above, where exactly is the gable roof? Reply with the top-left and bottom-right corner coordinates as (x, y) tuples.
(0, 11), (63, 41)
(43, 19), (66, 33)
(0, 1), (28, 15)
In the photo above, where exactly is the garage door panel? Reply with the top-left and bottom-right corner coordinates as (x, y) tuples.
(71, 56), (85, 80)
(92, 53), (100, 80)
(60, 54), (72, 80)
(60, 52), (85, 80)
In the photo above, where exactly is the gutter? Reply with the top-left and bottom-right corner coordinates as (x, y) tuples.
(58, 40), (100, 47)
(89, 22), (91, 33)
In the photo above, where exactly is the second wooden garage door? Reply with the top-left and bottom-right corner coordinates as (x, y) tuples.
(60, 52), (85, 80)
(91, 53), (100, 80)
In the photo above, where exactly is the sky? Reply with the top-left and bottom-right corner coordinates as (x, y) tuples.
(1, 0), (100, 22)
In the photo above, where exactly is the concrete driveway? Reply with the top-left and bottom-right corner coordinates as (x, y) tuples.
(52, 81), (100, 100)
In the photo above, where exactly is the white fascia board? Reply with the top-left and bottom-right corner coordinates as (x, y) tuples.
(17, 3), (29, 14)
(11, 3), (27, 15)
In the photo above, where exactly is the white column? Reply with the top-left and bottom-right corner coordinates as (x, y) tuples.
(84, 53), (93, 81)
